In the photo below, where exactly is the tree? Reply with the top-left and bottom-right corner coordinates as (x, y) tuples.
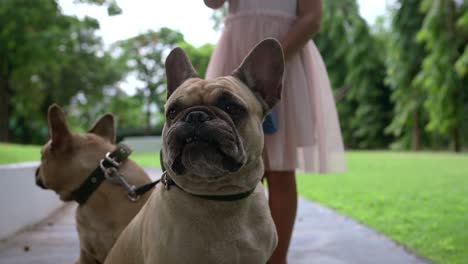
(314, 0), (393, 149)
(116, 28), (184, 134)
(177, 42), (214, 79)
(209, 4), (228, 32)
(0, 0), (61, 141)
(69, 89), (146, 132)
(77, 0), (122, 16)
(415, 0), (468, 152)
(385, 0), (427, 150)
(0, 0), (125, 143)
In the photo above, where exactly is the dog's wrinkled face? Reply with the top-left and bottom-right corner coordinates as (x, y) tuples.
(164, 78), (257, 179)
(162, 38), (284, 195)
(35, 105), (116, 201)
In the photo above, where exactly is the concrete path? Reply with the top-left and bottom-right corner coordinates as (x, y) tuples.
(0, 168), (428, 264)
(289, 198), (428, 264)
(0, 204), (79, 264)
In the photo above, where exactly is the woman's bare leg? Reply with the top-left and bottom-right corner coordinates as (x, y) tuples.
(265, 170), (297, 264)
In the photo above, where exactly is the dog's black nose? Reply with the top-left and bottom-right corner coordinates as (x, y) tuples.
(184, 111), (210, 124)
(36, 178), (46, 189)
(35, 167), (47, 189)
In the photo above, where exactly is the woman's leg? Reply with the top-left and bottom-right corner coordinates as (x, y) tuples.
(265, 170), (297, 264)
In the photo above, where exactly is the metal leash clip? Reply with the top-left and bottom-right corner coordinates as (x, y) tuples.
(126, 186), (140, 202)
(100, 159), (120, 184)
(100, 153), (139, 202)
(161, 171), (171, 190)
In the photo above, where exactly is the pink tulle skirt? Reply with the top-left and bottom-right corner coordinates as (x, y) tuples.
(206, 11), (346, 173)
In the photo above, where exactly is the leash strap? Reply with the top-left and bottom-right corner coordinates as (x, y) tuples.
(71, 144), (132, 205)
(133, 179), (160, 196)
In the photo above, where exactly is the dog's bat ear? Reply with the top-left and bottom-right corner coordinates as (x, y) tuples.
(88, 113), (116, 144)
(232, 38), (284, 114)
(165, 47), (198, 99)
(47, 104), (71, 148)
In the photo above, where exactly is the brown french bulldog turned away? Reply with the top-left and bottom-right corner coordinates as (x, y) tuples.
(35, 105), (152, 264)
(104, 38), (284, 264)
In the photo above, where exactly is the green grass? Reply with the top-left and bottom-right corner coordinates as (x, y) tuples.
(0, 143), (162, 168)
(297, 151), (468, 264)
(1, 144), (467, 263)
(132, 152), (161, 168)
(0, 143), (41, 164)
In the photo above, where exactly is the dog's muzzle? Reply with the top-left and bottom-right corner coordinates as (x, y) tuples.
(166, 107), (246, 176)
(35, 167), (47, 189)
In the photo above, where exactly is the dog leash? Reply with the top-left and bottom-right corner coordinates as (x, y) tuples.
(72, 143), (163, 205)
(71, 143), (135, 205)
(72, 144), (256, 205)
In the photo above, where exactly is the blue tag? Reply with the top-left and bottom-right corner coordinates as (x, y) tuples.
(263, 109), (279, 134)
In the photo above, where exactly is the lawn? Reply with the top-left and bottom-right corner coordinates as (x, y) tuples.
(297, 152), (468, 264)
(0, 143), (161, 167)
(132, 152), (161, 168)
(1, 144), (467, 263)
(0, 143), (41, 164)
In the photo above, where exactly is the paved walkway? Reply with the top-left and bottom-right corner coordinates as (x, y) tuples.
(0, 169), (428, 264)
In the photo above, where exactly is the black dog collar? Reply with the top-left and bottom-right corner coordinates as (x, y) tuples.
(71, 143), (132, 205)
(160, 172), (256, 202)
(158, 151), (256, 201)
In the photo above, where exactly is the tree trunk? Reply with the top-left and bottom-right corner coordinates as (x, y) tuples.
(144, 91), (154, 136)
(145, 105), (151, 136)
(411, 110), (420, 151)
(451, 126), (461, 152)
(0, 73), (10, 142)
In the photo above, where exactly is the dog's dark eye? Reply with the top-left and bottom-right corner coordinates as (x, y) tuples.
(167, 109), (178, 120)
(224, 104), (245, 117)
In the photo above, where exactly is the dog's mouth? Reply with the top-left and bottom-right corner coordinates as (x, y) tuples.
(166, 117), (246, 178)
(171, 135), (244, 176)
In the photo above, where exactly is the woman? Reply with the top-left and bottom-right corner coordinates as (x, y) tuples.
(204, 0), (346, 263)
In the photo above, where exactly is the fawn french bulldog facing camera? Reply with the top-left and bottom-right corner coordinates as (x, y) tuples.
(105, 38), (284, 264)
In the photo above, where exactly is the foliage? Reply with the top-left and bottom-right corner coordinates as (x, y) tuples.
(116, 28), (184, 133)
(2, 0), (467, 152)
(0, 0), (125, 144)
(68, 89), (146, 133)
(0, 0), (58, 142)
(177, 42), (214, 79)
(385, 0), (427, 150)
(415, 0), (468, 152)
(314, 0), (393, 149)
(76, 0), (122, 15)
(209, 4), (228, 32)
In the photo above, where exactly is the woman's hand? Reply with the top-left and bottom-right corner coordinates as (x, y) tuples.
(204, 0), (226, 9)
(281, 0), (322, 61)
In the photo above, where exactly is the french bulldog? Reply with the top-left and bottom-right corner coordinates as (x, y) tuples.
(35, 105), (152, 264)
(104, 38), (284, 264)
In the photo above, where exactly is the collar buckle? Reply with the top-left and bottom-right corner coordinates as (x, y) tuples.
(104, 152), (120, 167)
